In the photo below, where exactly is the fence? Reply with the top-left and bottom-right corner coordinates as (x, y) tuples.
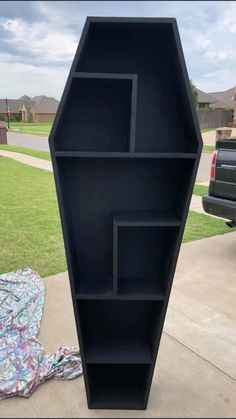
(196, 109), (233, 129)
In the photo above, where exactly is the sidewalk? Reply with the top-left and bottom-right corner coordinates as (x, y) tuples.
(1, 232), (236, 418)
(0, 149), (52, 172)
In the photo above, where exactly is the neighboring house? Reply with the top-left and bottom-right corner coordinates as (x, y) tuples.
(195, 85), (236, 129)
(0, 95), (59, 122)
(0, 97), (26, 121)
(196, 88), (215, 109)
(195, 85), (236, 110)
(208, 86), (236, 110)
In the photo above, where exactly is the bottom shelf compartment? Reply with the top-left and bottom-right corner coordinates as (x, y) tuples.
(87, 363), (151, 409)
(78, 300), (164, 364)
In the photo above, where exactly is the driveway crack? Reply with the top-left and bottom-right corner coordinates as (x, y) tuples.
(163, 331), (236, 383)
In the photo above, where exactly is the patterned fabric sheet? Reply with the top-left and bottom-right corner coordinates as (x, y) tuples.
(0, 268), (82, 399)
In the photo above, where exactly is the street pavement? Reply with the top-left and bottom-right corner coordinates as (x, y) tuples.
(7, 131), (50, 151)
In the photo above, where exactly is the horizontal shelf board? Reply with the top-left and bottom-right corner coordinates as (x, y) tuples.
(113, 210), (182, 226)
(73, 72), (137, 81)
(85, 341), (153, 364)
(55, 151), (197, 158)
(76, 293), (165, 301)
(89, 401), (146, 410)
(76, 293), (114, 300)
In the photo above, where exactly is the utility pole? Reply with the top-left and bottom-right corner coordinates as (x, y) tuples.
(5, 98), (10, 129)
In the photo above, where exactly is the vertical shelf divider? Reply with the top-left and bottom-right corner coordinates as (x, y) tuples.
(130, 74), (138, 153)
(113, 216), (118, 295)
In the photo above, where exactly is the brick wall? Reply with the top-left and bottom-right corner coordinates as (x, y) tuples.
(34, 113), (55, 123)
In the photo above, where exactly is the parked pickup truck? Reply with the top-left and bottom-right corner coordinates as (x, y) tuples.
(202, 137), (236, 228)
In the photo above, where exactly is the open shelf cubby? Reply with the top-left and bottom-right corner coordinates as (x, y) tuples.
(54, 73), (137, 152)
(49, 18), (202, 410)
(113, 212), (181, 297)
(78, 300), (163, 364)
(87, 363), (150, 409)
(56, 156), (194, 298)
(75, 19), (200, 154)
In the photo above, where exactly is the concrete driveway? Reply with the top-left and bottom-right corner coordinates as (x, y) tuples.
(197, 152), (211, 182)
(1, 231), (236, 418)
(202, 128), (236, 146)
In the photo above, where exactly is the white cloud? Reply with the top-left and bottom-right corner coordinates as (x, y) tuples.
(0, 1), (235, 97)
(0, 52), (69, 99)
(0, 17), (77, 65)
(203, 49), (236, 62)
(194, 36), (211, 50)
(222, 2), (236, 32)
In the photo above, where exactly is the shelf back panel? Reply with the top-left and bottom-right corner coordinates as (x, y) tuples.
(76, 21), (200, 153)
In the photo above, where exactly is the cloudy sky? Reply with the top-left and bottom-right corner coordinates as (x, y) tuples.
(0, 1), (235, 99)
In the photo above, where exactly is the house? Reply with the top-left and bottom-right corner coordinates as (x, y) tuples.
(0, 95), (59, 122)
(208, 86), (236, 110)
(196, 88), (215, 109)
(195, 85), (236, 128)
(196, 86), (236, 110)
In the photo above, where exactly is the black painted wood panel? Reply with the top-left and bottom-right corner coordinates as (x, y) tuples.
(49, 17), (202, 410)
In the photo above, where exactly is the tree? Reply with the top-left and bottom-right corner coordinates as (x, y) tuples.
(190, 80), (198, 108)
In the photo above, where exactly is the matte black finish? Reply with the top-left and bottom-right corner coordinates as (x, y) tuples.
(49, 17), (202, 410)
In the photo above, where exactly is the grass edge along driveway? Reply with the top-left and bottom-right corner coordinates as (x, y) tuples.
(0, 144), (51, 161)
(0, 156), (231, 278)
(7, 121), (215, 138)
(9, 121), (52, 136)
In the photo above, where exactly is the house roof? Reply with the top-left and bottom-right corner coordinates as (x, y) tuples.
(208, 86), (236, 109)
(0, 99), (26, 114)
(29, 96), (59, 114)
(196, 88), (215, 104)
(0, 95), (59, 114)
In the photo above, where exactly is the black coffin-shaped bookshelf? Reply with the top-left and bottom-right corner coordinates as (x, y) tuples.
(49, 17), (202, 410)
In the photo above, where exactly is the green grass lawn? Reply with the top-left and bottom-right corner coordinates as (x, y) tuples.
(0, 157), (231, 277)
(193, 183), (209, 196)
(8, 124), (213, 137)
(183, 211), (229, 242)
(201, 128), (214, 133)
(9, 121), (52, 136)
(8, 124), (214, 138)
(0, 144), (51, 161)
(203, 145), (215, 153)
(0, 156), (66, 277)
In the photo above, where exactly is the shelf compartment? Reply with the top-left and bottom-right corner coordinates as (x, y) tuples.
(55, 72), (137, 152)
(87, 363), (150, 409)
(77, 20), (201, 153)
(56, 157), (193, 297)
(113, 212), (180, 296)
(78, 300), (163, 364)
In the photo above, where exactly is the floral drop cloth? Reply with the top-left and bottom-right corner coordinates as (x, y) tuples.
(0, 268), (82, 399)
